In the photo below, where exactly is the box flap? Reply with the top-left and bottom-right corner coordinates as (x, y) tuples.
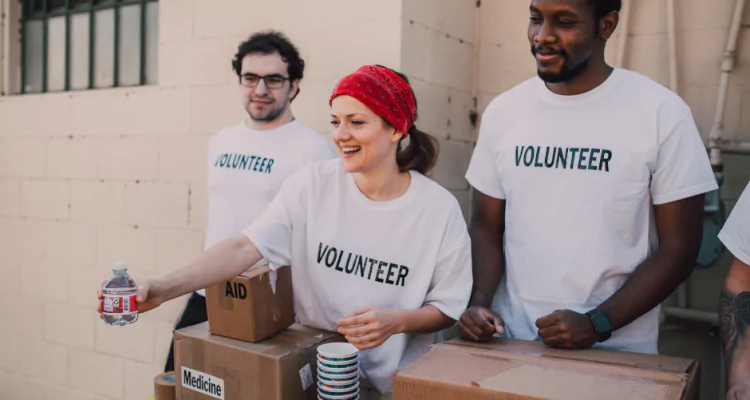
(444, 337), (695, 373)
(239, 264), (289, 280)
(175, 322), (340, 360)
(396, 339), (697, 400)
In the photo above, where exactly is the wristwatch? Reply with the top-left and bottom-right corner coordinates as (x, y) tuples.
(585, 309), (613, 342)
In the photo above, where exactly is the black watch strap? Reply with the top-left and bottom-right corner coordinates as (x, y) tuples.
(586, 309), (613, 342)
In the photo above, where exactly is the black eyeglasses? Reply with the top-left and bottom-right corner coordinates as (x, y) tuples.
(240, 73), (289, 89)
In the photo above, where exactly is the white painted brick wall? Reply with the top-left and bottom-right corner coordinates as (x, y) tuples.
(70, 181), (127, 223)
(159, 0), (195, 44)
(0, 179), (20, 215)
(0, 138), (46, 178)
(43, 305), (96, 350)
(125, 88), (192, 135)
(7, 297), (45, 339)
(158, 136), (210, 182)
(71, 91), (129, 136)
(125, 360), (164, 400)
(47, 138), (100, 179)
(97, 224), (157, 272)
(18, 337), (68, 385)
(99, 137), (160, 181)
(21, 93), (73, 138)
(0, 372), (46, 400)
(0, 332), (21, 370)
(96, 318), (155, 363)
(45, 221), (98, 265)
(189, 183), (208, 231)
(190, 84), (245, 134)
(125, 182), (190, 228)
(20, 180), (69, 219)
(156, 229), (205, 274)
(69, 349), (125, 399)
(69, 266), (107, 309)
(20, 258), (70, 303)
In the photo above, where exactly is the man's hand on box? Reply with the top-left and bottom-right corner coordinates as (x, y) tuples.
(336, 306), (404, 350)
(458, 306), (505, 342)
(535, 309), (599, 349)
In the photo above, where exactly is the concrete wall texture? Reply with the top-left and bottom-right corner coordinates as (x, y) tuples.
(0, 0), (748, 399)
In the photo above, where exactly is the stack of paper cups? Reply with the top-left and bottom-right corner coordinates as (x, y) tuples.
(316, 342), (360, 400)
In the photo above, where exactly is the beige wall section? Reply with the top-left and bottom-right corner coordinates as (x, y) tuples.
(0, 0), (401, 399)
(402, 0), (478, 219)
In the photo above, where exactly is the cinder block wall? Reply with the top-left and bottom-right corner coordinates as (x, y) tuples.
(0, 0), (401, 399)
(401, 0), (477, 220)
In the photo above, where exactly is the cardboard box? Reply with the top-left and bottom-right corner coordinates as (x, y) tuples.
(205, 265), (294, 342)
(174, 322), (345, 400)
(394, 338), (700, 400)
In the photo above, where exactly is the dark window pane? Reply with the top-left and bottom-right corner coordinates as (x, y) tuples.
(70, 13), (90, 90)
(47, 0), (65, 10)
(32, 0), (44, 13)
(70, 0), (91, 8)
(47, 16), (66, 91)
(94, 8), (114, 88)
(118, 4), (141, 86)
(24, 20), (43, 93)
(93, 0), (114, 5)
(144, 2), (159, 84)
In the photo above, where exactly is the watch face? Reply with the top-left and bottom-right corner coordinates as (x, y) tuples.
(593, 313), (612, 332)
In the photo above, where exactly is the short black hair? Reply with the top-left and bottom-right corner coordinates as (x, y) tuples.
(231, 31), (304, 82)
(588, 0), (621, 20)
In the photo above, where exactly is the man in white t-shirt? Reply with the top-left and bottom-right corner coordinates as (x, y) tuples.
(458, 0), (718, 354)
(719, 182), (750, 399)
(163, 31), (335, 372)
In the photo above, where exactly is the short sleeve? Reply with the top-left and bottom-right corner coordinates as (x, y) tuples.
(465, 106), (506, 199)
(242, 166), (310, 269)
(650, 111), (718, 205)
(719, 183), (750, 265)
(423, 206), (473, 320)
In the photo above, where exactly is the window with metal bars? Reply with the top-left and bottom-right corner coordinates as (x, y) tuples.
(21, 0), (159, 94)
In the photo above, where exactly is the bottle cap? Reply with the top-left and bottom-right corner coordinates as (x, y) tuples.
(111, 261), (129, 271)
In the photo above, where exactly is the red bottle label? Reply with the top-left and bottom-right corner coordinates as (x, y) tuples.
(102, 295), (138, 315)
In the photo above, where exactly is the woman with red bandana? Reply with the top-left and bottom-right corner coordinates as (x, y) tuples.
(98, 65), (472, 398)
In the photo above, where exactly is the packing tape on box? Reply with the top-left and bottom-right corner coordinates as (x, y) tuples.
(154, 371), (176, 400)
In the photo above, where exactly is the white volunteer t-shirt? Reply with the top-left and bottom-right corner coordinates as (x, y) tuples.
(197, 120), (336, 296)
(466, 68), (718, 353)
(719, 183), (750, 266)
(242, 159), (472, 394)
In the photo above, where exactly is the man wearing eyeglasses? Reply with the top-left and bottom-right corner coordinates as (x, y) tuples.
(163, 31), (335, 373)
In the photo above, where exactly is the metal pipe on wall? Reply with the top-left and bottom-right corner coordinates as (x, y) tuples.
(709, 0), (748, 167)
(662, 307), (720, 326)
(667, 0), (679, 93)
(665, 0), (691, 311)
(0, 0), (6, 96)
(615, 0), (632, 68)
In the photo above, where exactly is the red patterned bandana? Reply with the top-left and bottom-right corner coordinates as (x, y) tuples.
(329, 65), (417, 136)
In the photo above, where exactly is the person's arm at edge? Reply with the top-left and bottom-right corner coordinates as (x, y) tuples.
(721, 256), (750, 399)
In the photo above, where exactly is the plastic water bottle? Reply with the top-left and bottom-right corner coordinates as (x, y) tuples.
(101, 262), (139, 326)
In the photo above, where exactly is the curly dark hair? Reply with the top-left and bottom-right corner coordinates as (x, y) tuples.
(588, 0), (622, 20)
(231, 31), (305, 100)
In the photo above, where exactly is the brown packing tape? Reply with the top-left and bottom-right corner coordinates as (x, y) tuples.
(154, 371), (176, 400)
